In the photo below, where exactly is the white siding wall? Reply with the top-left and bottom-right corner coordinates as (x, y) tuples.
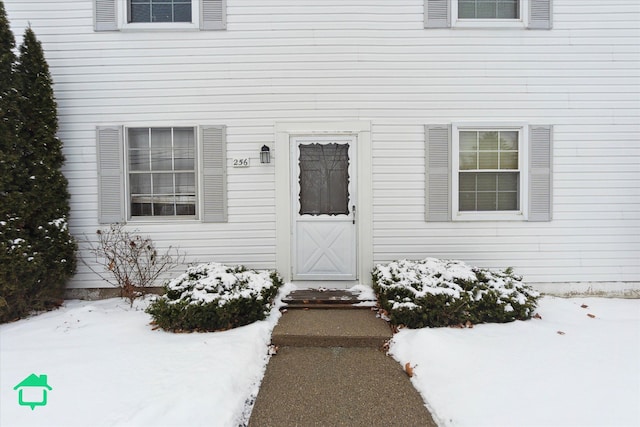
(5, 0), (639, 290)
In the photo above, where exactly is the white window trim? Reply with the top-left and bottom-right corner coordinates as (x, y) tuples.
(452, 122), (528, 221)
(452, 0), (528, 29)
(117, 0), (201, 31)
(124, 125), (201, 223)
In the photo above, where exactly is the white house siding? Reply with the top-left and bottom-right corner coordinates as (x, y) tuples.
(4, 0), (639, 293)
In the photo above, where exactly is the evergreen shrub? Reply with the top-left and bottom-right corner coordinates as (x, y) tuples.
(372, 258), (539, 328)
(0, 8), (76, 323)
(146, 263), (283, 332)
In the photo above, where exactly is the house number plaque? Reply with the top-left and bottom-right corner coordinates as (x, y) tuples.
(232, 158), (250, 168)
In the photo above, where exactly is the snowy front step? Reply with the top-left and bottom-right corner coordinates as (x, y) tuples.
(281, 289), (377, 310)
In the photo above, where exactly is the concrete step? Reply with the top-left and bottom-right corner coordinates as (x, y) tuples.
(272, 309), (392, 348)
(281, 288), (377, 310)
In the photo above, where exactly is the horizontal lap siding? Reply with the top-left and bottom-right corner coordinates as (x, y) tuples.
(4, 0), (639, 287)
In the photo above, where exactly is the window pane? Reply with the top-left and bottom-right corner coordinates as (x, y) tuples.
(154, 198), (176, 216)
(175, 173), (195, 193)
(477, 173), (497, 191)
(130, 4), (151, 22)
(459, 173), (476, 191)
(460, 152), (478, 170)
(479, 131), (498, 150)
(151, 128), (172, 149)
(131, 200), (152, 216)
(477, 0), (497, 19)
(174, 3), (192, 22)
(129, 128), (149, 149)
(479, 152), (498, 169)
(500, 152), (518, 169)
(497, 172), (518, 191)
(151, 3), (172, 22)
(458, 1), (476, 18)
(459, 191), (476, 211)
(151, 150), (172, 170)
(477, 192), (497, 210)
(498, 192), (518, 210)
(130, 173), (152, 194)
(129, 151), (149, 171)
(460, 131), (477, 151)
(173, 127), (195, 148)
(299, 143), (349, 216)
(499, 131), (518, 150)
(497, 0), (518, 19)
(152, 173), (174, 194)
(174, 149), (194, 170)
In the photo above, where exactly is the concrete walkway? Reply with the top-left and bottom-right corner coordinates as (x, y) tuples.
(248, 308), (438, 426)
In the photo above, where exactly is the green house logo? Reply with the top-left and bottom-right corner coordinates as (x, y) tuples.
(13, 374), (52, 410)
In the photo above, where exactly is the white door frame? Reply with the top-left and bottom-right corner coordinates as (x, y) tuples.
(275, 121), (373, 287)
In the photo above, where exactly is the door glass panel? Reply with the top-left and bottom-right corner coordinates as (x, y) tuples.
(298, 143), (349, 216)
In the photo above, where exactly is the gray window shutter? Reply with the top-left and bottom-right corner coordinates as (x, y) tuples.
(97, 126), (124, 223)
(201, 125), (227, 222)
(425, 125), (451, 221)
(528, 125), (553, 221)
(201, 0), (227, 30)
(424, 0), (450, 29)
(95, 0), (118, 31)
(529, 0), (552, 30)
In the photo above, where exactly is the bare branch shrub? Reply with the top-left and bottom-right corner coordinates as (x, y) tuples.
(85, 224), (185, 305)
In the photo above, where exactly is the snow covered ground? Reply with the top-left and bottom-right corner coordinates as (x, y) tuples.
(1, 291), (639, 427)
(391, 296), (640, 427)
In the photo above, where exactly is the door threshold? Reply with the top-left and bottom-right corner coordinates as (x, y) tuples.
(290, 280), (364, 290)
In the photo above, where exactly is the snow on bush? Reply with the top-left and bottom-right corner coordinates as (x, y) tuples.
(372, 258), (539, 328)
(146, 262), (283, 332)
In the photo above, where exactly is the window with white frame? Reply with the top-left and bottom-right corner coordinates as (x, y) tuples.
(458, 129), (520, 211)
(458, 0), (519, 19)
(129, 0), (192, 23)
(127, 127), (197, 217)
(452, 125), (527, 220)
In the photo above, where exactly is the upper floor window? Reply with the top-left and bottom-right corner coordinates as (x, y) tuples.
(458, 0), (519, 20)
(424, 0), (552, 30)
(94, 0), (226, 31)
(129, 0), (192, 23)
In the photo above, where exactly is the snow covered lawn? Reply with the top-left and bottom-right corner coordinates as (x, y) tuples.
(1, 292), (638, 427)
(391, 296), (640, 427)
(1, 284), (294, 427)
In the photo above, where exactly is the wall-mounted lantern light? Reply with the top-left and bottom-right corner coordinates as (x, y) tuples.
(260, 145), (271, 164)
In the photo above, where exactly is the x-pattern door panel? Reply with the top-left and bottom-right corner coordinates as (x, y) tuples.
(292, 136), (357, 280)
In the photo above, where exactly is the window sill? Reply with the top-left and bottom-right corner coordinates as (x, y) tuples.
(453, 19), (526, 29)
(453, 211), (527, 221)
(120, 22), (200, 32)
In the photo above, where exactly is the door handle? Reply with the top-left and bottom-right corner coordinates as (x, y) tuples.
(352, 205), (356, 225)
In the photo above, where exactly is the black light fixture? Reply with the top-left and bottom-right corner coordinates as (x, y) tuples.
(260, 145), (271, 164)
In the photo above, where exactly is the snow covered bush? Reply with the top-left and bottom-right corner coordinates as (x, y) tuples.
(146, 263), (283, 332)
(372, 258), (539, 328)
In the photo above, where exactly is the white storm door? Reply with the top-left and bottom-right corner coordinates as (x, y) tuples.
(292, 136), (357, 280)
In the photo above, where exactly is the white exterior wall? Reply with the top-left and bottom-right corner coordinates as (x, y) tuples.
(4, 0), (639, 293)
